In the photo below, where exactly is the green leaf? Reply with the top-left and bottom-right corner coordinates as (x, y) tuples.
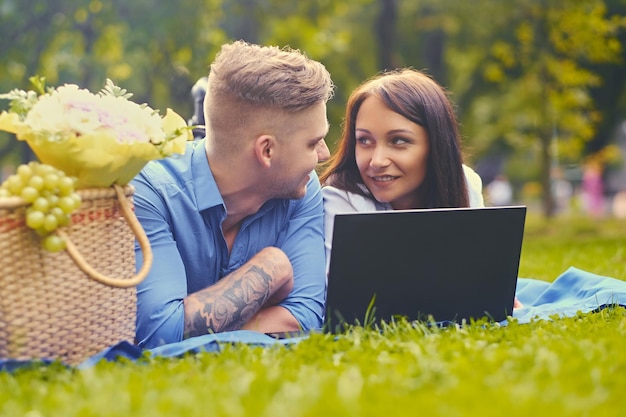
(99, 78), (133, 99)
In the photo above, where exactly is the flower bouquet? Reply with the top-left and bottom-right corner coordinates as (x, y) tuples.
(0, 76), (190, 188)
(0, 77), (192, 364)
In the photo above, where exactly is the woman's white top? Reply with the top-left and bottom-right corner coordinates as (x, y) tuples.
(322, 165), (485, 274)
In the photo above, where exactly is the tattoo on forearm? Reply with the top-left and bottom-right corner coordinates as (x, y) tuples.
(184, 264), (275, 338)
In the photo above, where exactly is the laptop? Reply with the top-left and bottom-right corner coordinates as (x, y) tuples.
(325, 206), (526, 330)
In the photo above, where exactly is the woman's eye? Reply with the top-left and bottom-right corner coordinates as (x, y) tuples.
(391, 137), (409, 145)
(356, 136), (372, 145)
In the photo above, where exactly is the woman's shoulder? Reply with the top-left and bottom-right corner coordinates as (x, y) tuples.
(322, 185), (382, 212)
(462, 164), (485, 207)
(462, 164), (482, 186)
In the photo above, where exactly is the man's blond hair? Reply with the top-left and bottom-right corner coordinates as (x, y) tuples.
(204, 41), (334, 154)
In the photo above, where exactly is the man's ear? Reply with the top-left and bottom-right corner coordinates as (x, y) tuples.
(254, 134), (275, 168)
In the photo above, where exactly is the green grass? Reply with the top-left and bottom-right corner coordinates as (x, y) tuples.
(1, 215), (625, 416)
(519, 214), (626, 281)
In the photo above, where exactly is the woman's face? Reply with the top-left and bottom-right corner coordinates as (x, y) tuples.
(354, 96), (430, 210)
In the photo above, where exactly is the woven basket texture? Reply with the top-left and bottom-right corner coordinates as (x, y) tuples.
(0, 186), (137, 365)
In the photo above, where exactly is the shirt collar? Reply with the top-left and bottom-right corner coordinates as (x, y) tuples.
(189, 138), (285, 219)
(190, 138), (224, 212)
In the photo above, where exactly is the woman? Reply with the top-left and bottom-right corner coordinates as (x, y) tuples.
(320, 68), (524, 309)
(321, 68), (483, 250)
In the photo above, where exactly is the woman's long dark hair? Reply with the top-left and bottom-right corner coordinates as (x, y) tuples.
(320, 68), (469, 208)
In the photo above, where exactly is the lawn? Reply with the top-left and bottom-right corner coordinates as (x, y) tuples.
(1, 214), (625, 416)
(519, 213), (626, 280)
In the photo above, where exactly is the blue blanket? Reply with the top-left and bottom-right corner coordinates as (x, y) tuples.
(514, 267), (626, 322)
(2, 267), (625, 371)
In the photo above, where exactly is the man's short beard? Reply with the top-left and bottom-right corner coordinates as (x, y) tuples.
(267, 178), (307, 201)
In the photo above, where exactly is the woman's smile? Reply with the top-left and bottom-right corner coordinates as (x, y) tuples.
(370, 175), (397, 182)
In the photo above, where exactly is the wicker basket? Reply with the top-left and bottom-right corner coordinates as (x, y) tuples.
(0, 185), (152, 365)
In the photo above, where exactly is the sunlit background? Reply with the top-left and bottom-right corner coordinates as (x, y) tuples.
(1, 0), (625, 217)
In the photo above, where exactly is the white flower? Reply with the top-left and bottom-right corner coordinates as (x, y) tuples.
(20, 82), (174, 145)
(0, 78), (192, 187)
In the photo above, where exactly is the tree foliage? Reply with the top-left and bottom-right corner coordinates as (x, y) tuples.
(1, 0), (625, 215)
(439, 0), (626, 215)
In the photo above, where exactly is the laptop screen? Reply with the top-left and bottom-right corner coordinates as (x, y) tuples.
(325, 206), (526, 329)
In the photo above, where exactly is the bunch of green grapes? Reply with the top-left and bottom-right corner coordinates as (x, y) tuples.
(0, 162), (81, 252)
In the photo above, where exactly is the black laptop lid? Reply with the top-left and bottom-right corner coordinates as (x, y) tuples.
(325, 206), (526, 328)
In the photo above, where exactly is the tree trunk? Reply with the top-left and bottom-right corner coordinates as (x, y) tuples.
(538, 0), (555, 218)
(376, 0), (397, 70)
(540, 132), (555, 217)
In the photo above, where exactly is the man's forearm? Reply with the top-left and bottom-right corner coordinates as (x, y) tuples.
(183, 247), (293, 338)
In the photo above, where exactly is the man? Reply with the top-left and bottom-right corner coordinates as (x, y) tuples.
(132, 40), (334, 348)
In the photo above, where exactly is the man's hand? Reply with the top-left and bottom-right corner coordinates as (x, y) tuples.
(241, 305), (300, 333)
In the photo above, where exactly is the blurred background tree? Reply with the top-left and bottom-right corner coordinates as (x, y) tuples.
(1, 0), (625, 216)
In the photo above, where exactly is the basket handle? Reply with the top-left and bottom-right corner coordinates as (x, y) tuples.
(56, 184), (154, 288)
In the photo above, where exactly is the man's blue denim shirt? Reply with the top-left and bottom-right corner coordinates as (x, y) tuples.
(131, 139), (326, 348)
